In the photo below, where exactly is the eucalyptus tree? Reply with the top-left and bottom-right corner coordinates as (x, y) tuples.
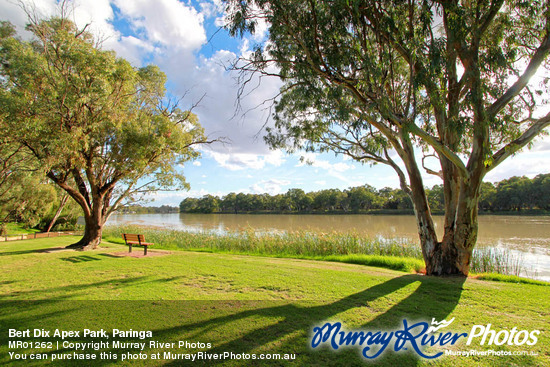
(0, 17), (209, 249)
(225, 0), (550, 275)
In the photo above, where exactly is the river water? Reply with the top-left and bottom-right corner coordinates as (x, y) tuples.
(107, 213), (550, 281)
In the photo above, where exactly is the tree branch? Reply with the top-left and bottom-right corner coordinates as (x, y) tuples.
(393, 116), (469, 177)
(47, 171), (91, 218)
(422, 154), (444, 179)
(488, 111), (550, 172)
(488, 33), (550, 118)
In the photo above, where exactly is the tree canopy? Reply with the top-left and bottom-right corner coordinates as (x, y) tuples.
(0, 16), (209, 248)
(225, 0), (550, 275)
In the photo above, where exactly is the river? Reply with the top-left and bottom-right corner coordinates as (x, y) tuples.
(107, 213), (550, 281)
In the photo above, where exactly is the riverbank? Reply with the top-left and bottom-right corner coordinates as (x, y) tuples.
(0, 236), (548, 366)
(102, 225), (546, 283)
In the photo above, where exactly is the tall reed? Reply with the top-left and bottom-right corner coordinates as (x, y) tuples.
(470, 247), (524, 276)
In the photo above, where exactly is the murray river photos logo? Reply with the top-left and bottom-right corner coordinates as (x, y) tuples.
(310, 318), (540, 359)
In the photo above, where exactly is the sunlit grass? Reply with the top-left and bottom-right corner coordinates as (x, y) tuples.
(473, 273), (549, 286)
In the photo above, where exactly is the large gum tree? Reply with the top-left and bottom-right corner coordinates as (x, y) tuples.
(225, 0), (550, 275)
(0, 17), (209, 250)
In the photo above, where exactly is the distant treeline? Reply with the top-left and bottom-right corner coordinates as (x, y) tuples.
(118, 205), (179, 214)
(179, 174), (550, 214)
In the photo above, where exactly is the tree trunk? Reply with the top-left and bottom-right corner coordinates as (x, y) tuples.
(66, 213), (102, 250)
(45, 194), (69, 233)
(420, 213), (478, 276)
(423, 174), (482, 276)
(400, 133), (481, 276)
(425, 236), (473, 276)
(66, 196), (105, 250)
(397, 131), (442, 274)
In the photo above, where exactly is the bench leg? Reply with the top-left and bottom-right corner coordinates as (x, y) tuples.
(144, 246), (148, 256)
(129, 244), (132, 253)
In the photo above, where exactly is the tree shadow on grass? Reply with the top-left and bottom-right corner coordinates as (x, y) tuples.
(0, 275), (460, 360)
(156, 274), (467, 366)
(61, 256), (103, 263)
(0, 275), (187, 301)
(96, 253), (123, 258)
(0, 247), (92, 257)
(0, 248), (55, 257)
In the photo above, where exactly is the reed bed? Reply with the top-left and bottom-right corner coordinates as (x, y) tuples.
(470, 247), (524, 276)
(102, 225), (524, 276)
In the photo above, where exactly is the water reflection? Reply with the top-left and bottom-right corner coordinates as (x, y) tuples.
(107, 213), (550, 280)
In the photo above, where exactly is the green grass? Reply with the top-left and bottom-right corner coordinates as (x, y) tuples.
(1, 223), (40, 236)
(473, 273), (550, 286)
(312, 254), (424, 273)
(0, 236), (549, 366)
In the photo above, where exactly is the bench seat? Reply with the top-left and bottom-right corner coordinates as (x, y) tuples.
(122, 234), (153, 255)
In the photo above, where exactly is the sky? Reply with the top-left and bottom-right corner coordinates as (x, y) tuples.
(1, 0), (549, 206)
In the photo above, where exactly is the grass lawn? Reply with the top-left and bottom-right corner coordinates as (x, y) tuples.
(0, 237), (549, 366)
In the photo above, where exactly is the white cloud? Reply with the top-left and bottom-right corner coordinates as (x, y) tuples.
(71, 0), (116, 38)
(112, 35), (156, 65)
(485, 150), (550, 182)
(297, 152), (356, 173)
(0, 0), (115, 40)
(205, 150), (285, 171)
(531, 135), (550, 152)
(156, 45), (285, 172)
(193, 161), (202, 166)
(332, 162), (356, 172)
(250, 179), (291, 195)
(144, 188), (227, 204)
(199, 0), (224, 19)
(113, 0), (206, 50)
(262, 150), (286, 166)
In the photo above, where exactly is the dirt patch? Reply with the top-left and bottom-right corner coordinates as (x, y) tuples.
(33, 246), (172, 258)
(37, 247), (75, 253)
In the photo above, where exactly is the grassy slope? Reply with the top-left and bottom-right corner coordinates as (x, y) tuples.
(0, 237), (548, 366)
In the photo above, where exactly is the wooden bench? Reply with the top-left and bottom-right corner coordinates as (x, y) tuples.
(122, 234), (153, 255)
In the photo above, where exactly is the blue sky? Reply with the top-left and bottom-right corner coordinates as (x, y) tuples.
(2, 0), (550, 206)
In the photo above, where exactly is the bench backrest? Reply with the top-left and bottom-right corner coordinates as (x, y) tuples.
(122, 233), (145, 243)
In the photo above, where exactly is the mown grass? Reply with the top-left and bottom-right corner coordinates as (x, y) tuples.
(473, 273), (550, 286)
(0, 236), (549, 366)
(102, 225), (527, 276)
